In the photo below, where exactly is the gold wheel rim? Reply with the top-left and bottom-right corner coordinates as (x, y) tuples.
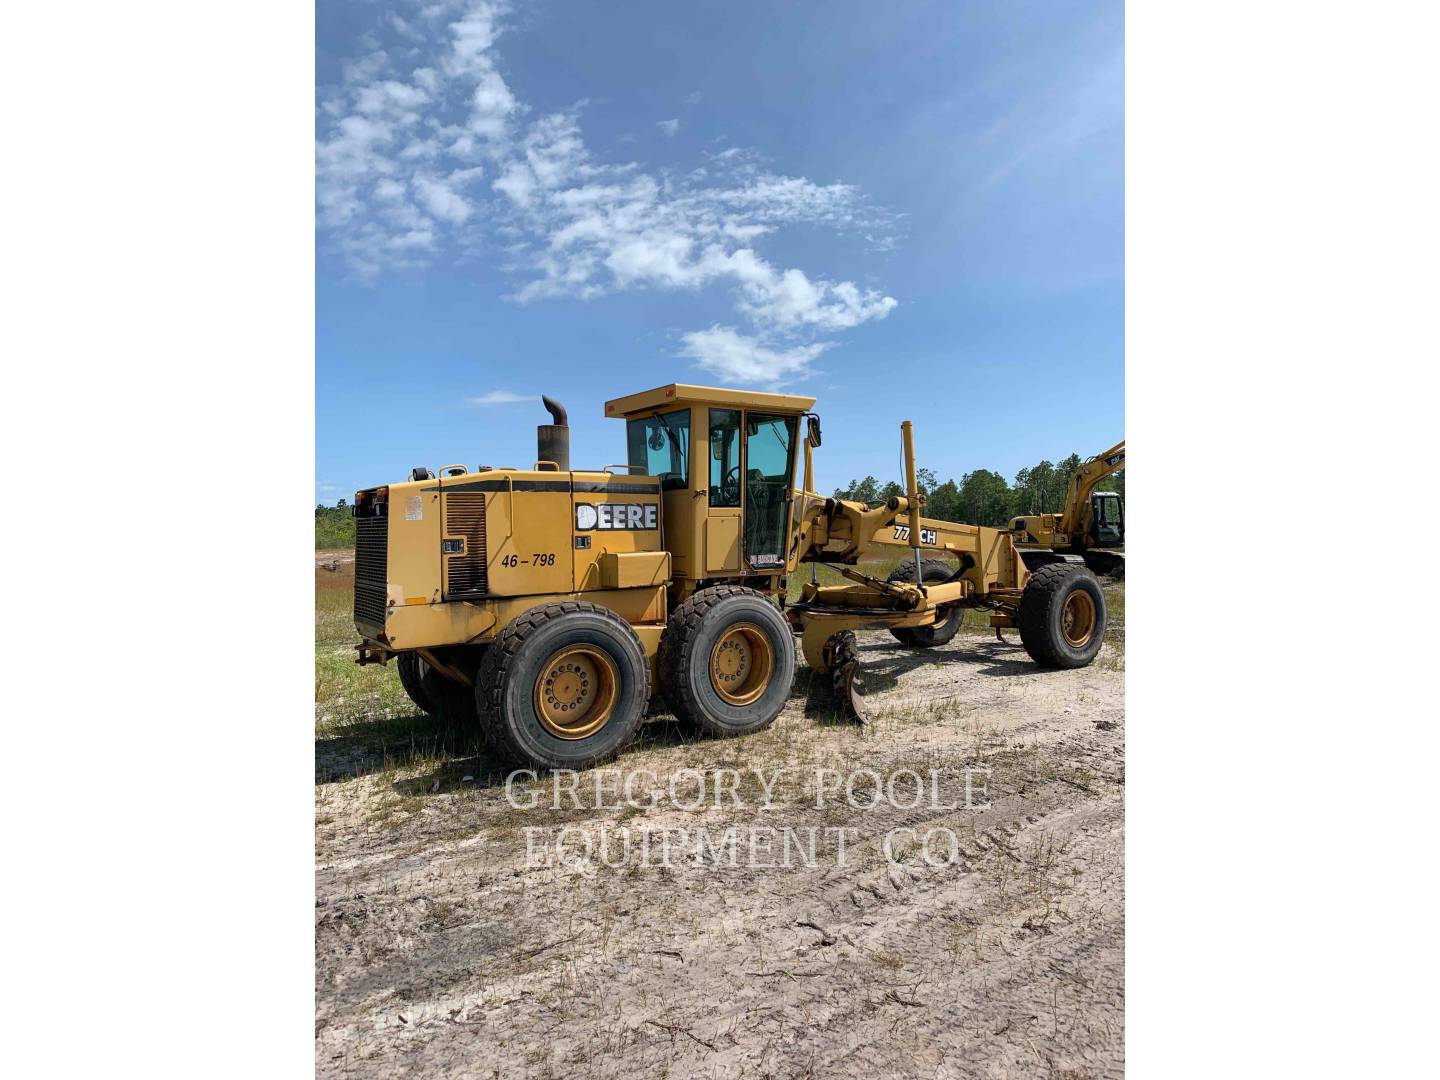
(534, 645), (619, 740)
(1061, 590), (1097, 647)
(709, 623), (775, 706)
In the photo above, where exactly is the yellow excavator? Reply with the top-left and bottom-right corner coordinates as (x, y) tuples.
(1009, 441), (1125, 578)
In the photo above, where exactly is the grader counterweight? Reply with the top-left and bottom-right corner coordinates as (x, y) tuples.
(351, 384), (1109, 769)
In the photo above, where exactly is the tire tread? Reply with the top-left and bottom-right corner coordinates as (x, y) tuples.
(1017, 562), (1105, 668)
(887, 558), (965, 647)
(475, 601), (650, 769)
(658, 585), (789, 737)
(395, 652), (436, 716)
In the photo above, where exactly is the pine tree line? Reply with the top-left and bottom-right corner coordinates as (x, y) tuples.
(316, 453), (1125, 546)
(315, 500), (355, 549)
(831, 456), (1125, 528)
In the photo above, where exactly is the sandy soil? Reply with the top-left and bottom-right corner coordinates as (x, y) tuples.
(316, 630), (1124, 1078)
(317, 549), (356, 570)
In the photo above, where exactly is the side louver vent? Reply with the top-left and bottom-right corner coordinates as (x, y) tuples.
(443, 492), (489, 598)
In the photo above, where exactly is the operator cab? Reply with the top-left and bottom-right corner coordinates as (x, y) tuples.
(1090, 490), (1124, 547)
(606, 384), (816, 580)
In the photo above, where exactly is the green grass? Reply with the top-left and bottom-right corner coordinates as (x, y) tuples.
(314, 563), (498, 789)
(1102, 579), (1125, 629)
(314, 565), (409, 724)
(1098, 579), (1126, 670)
(784, 555), (908, 601)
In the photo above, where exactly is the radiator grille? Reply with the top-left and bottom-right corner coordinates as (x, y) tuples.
(444, 492), (489, 598)
(353, 507), (389, 629)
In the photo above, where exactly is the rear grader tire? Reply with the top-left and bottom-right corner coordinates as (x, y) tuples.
(475, 602), (649, 770)
(396, 651), (437, 716)
(416, 646), (485, 726)
(1017, 563), (1107, 669)
(887, 558), (965, 647)
(658, 585), (796, 738)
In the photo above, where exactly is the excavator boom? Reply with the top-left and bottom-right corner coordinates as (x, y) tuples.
(1057, 441), (1125, 537)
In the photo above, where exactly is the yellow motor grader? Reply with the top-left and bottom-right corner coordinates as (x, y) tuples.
(351, 385), (1109, 769)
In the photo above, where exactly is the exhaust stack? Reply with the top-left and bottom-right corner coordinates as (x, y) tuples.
(537, 395), (570, 471)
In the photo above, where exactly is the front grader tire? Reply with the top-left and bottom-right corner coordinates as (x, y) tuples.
(887, 558), (965, 647)
(475, 602), (649, 771)
(824, 630), (866, 722)
(658, 586), (796, 738)
(396, 651), (437, 716)
(1017, 563), (1107, 669)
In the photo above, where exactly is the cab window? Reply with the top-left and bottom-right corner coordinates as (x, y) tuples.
(744, 413), (797, 489)
(626, 409), (691, 490)
(708, 409), (742, 507)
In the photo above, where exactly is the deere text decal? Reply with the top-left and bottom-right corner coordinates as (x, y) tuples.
(575, 503), (659, 531)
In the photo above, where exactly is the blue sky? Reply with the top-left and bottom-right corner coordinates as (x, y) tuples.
(317, 0), (1122, 504)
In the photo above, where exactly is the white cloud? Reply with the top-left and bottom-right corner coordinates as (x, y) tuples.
(316, 1), (519, 276)
(354, 79), (430, 115)
(447, 2), (506, 76)
(679, 326), (829, 385)
(317, 1), (898, 373)
(737, 266), (898, 330)
(413, 173), (475, 222)
(468, 390), (537, 406)
(493, 161), (537, 208)
(467, 69), (517, 135)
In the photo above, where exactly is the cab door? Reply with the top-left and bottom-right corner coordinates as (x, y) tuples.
(742, 412), (798, 570)
(1091, 493), (1124, 546)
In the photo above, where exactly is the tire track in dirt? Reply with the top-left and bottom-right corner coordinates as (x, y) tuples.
(316, 630), (1124, 1077)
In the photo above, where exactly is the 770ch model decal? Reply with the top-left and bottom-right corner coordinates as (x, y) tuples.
(892, 525), (937, 545)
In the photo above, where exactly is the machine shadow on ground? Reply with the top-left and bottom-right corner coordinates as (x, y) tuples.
(317, 634), (1062, 798)
(850, 635), (1047, 695)
(375, 680), (867, 798)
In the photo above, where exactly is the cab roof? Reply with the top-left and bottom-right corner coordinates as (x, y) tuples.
(604, 383), (816, 419)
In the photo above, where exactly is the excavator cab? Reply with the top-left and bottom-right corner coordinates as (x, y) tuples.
(1090, 491), (1124, 547)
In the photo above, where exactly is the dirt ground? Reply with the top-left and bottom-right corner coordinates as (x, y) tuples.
(315, 594), (1124, 1079)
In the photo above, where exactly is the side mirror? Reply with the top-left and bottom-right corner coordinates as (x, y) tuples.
(807, 414), (822, 448)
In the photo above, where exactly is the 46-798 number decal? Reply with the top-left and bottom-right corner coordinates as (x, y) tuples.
(500, 552), (557, 568)
(892, 525), (937, 545)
